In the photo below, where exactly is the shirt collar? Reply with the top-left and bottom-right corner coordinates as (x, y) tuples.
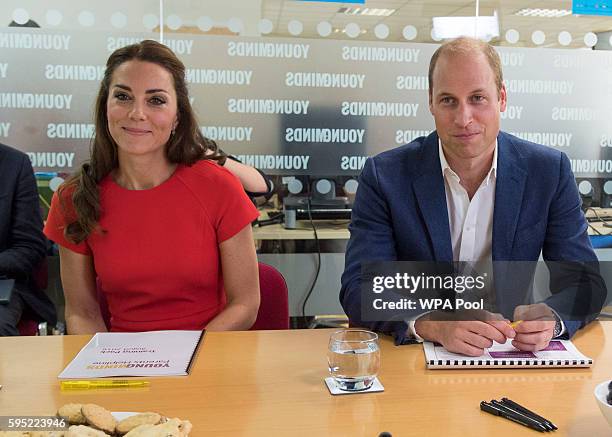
(438, 138), (498, 186)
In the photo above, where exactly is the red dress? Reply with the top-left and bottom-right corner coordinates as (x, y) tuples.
(44, 160), (259, 332)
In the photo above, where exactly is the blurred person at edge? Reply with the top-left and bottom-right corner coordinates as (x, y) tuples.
(44, 40), (260, 333)
(0, 142), (57, 335)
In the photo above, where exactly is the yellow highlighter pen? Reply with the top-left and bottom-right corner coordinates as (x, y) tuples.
(60, 380), (150, 390)
(509, 320), (523, 329)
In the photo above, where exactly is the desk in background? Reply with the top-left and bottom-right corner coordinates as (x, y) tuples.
(1, 321), (611, 436)
(252, 217), (350, 241)
(253, 209), (349, 318)
(586, 208), (612, 238)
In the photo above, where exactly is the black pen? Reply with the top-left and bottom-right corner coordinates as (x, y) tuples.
(480, 401), (547, 432)
(501, 397), (558, 431)
(490, 400), (550, 431)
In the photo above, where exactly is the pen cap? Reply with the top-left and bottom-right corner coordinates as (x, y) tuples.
(480, 401), (502, 416)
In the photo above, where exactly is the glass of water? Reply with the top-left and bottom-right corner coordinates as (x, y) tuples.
(327, 329), (380, 391)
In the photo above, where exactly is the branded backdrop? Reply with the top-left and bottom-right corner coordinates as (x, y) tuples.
(2, 27), (612, 177)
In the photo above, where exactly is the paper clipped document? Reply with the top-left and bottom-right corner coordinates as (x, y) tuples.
(423, 338), (592, 369)
(59, 330), (205, 379)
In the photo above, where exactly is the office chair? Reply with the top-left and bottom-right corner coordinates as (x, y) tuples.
(96, 262), (289, 331)
(16, 316), (39, 336)
(250, 262), (289, 330)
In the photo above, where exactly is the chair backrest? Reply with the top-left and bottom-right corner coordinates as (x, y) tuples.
(95, 262), (289, 331)
(17, 317), (39, 336)
(250, 262), (290, 330)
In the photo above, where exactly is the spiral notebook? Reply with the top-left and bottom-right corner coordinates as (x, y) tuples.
(424, 339), (592, 369)
(59, 330), (205, 379)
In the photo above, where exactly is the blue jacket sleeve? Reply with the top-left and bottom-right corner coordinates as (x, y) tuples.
(340, 158), (411, 344)
(542, 152), (607, 337)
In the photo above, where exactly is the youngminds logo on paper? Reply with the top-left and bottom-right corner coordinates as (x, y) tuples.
(86, 360), (170, 370)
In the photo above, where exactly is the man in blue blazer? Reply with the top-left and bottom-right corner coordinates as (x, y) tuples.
(0, 143), (57, 335)
(340, 37), (606, 356)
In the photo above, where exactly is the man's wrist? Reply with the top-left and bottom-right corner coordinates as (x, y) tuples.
(408, 319), (425, 342)
(545, 305), (565, 337)
(410, 311), (435, 342)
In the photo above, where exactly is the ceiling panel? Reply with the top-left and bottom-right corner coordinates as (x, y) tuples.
(258, 0), (612, 47)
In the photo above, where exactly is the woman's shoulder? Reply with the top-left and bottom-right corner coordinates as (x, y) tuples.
(176, 159), (249, 220)
(180, 159), (242, 187)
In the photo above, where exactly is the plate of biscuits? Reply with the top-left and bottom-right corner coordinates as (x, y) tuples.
(0, 403), (192, 436)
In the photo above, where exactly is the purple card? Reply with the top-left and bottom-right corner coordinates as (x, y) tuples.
(489, 350), (536, 358)
(540, 341), (567, 352)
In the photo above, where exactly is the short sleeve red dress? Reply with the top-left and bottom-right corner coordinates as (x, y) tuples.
(44, 160), (259, 332)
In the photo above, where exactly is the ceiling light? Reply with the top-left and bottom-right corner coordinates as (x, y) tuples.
(515, 8), (572, 18)
(432, 11), (499, 40)
(338, 7), (395, 17)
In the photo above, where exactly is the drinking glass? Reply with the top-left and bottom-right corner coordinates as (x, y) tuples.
(327, 329), (380, 391)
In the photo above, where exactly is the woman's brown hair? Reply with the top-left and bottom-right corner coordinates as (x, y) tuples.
(60, 39), (222, 243)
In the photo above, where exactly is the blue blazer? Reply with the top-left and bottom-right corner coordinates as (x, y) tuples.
(340, 131), (606, 342)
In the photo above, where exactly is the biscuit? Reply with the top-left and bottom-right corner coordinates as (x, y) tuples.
(149, 419), (181, 437)
(80, 405), (116, 435)
(124, 419), (181, 437)
(122, 424), (156, 437)
(30, 433), (65, 437)
(58, 404), (86, 425)
(178, 420), (192, 437)
(115, 413), (161, 435)
(65, 425), (110, 437)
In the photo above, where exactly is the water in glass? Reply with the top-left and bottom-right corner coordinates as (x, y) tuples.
(328, 329), (380, 391)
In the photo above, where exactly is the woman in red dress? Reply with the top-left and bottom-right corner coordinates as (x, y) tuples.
(45, 40), (260, 333)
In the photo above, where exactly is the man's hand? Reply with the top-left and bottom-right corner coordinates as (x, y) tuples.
(511, 304), (556, 352)
(414, 310), (516, 356)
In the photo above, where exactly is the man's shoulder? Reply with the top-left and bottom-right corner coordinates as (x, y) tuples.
(500, 131), (563, 162)
(0, 144), (30, 182)
(0, 142), (28, 163)
(370, 133), (434, 168)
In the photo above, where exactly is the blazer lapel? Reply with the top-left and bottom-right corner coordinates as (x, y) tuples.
(493, 133), (527, 260)
(412, 133), (453, 262)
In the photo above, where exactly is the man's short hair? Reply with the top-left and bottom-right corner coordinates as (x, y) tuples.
(428, 37), (504, 98)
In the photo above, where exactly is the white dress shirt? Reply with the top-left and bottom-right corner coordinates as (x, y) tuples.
(407, 140), (563, 340)
(440, 140), (497, 262)
(408, 140), (497, 340)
